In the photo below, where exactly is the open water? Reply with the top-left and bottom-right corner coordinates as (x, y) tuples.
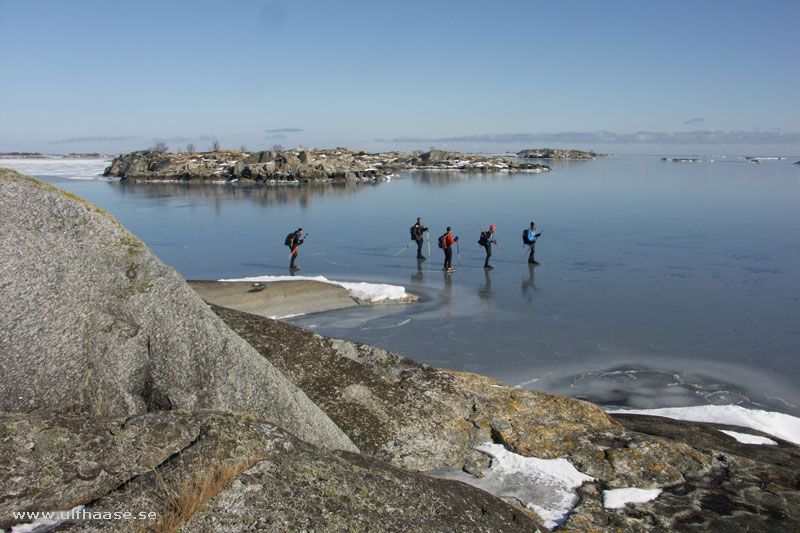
(8, 154), (800, 416)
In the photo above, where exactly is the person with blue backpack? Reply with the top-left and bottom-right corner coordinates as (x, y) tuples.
(523, 222), (543, 264)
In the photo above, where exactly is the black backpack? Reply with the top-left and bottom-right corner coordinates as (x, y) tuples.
(410, 225), (416, 241)
(284, 232), (294, 246)
(438, 233), (447, 249)
(478, 231), (488, 245)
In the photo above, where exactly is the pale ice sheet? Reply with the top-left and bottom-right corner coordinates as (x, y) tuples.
(602, 487), (662, 509)
(219, 274), (408, 302)
(0, 158), (110, 179)
(427, 442), (595, 529)
(607, 405), (800, 446)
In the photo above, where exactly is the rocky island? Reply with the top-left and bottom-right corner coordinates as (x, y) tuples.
(517, 148), (607, 159)
(1, 166), (799, 531)
(103, 148), (551, 183)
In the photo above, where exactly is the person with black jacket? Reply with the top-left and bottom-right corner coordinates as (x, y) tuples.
(411, 217), (428, 259)
(478, 224), (498, 269)
(286, 228), (305, 271)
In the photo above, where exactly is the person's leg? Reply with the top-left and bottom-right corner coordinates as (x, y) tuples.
(528, 243), (538, 264)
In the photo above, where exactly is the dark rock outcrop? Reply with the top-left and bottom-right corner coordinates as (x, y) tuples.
(103, 147), (550, 183)
(210, 304), (800, 531)
(211, 305), (619, 473)
(0, 168), (356, 452)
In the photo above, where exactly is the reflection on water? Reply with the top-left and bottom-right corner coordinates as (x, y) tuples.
(112, 179), (384, 209)
(478, 270), (495, 312)
(521, 263), (537, 303)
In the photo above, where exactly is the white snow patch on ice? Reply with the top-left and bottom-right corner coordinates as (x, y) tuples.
(607, 405), (800, 446)
(219, 274), (408, 302)
(719, 430), (778, 445)
(602, 487), (662, 509)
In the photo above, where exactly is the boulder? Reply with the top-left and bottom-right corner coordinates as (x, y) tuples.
(419, 149), (460, 163)
(0, 168), (356, 452)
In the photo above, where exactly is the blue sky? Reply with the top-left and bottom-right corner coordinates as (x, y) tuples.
(1, 0), (798, 155)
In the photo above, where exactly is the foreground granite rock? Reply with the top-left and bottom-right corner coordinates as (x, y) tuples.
(0, 411), (543, 532)
(211, 305), (800, 531)
(103, 147), (550, 183)
(0, 168), (355, 452)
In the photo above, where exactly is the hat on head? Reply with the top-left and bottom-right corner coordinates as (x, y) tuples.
(446, 226), (451, 232)
(489, 224), (496, 231)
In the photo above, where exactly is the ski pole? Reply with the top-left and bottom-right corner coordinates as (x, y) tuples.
(427, 229), (431, 258)
(393, 243), (412, 256)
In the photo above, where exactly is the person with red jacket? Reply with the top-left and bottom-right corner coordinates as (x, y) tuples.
(440, 227), (459, 271)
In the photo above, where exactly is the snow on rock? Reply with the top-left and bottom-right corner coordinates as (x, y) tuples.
(428, 442), (595, 529)
(602, 487), (662, 509)
(607, 405), (800, 446)
(719, 430), (778, 445)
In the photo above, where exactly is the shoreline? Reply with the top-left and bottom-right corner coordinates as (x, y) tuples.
(192, 278), (800, 447)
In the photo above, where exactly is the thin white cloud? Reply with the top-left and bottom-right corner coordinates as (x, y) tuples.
(153, 135), (215, 143)
(377, 130), (800, 145)
(48, 136), (143, 144)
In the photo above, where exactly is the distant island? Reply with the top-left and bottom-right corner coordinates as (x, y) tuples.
(517, 148), (607, 159)
(661, 157), (714, 163)
(103, 148), (553, 183)
(0, 152), (111, 159)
